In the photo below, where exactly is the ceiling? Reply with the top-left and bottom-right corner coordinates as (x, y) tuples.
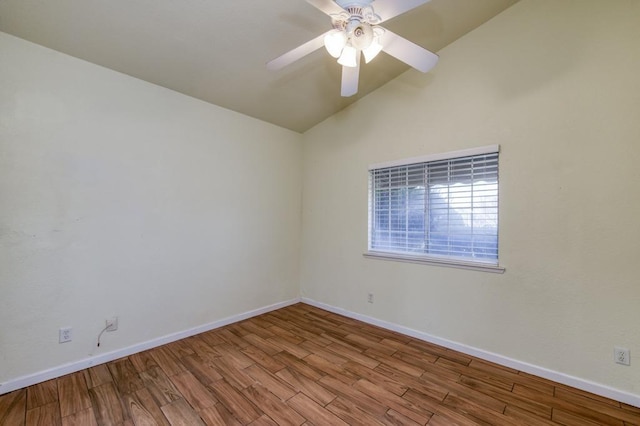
(0, 0), (518, 133)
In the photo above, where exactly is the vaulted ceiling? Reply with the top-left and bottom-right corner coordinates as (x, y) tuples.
(0, 0), (518, 132)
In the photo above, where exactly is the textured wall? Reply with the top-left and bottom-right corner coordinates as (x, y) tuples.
(301, 0), (640, 397)
(0, 33), (302, 384)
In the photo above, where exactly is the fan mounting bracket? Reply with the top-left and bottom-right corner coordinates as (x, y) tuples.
(335, 0), (374, 8)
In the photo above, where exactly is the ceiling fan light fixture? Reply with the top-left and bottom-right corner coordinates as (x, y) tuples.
(350, 22), (374, 50)
(337, 45), (358, 67)
(362, 38), (383, 63)
(324, 29), (347, 58)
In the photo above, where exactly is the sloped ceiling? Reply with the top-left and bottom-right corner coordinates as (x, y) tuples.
(0, 0), (518, 132)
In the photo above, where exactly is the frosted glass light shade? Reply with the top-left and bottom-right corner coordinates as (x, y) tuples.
(351, 23), (374, 50)
(363, 39), (383, 63)
(337, 45), (358, 67)
(324, 30), (347, 58)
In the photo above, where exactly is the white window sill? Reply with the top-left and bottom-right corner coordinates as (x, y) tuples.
(363, 251), (505, 274)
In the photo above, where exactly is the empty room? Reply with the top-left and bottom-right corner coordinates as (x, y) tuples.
(1, 0), (639, 424)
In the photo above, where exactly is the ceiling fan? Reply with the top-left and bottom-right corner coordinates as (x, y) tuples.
(267, 0), (439, 97)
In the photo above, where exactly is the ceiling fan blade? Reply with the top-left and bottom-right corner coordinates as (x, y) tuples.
(267, 31), (330, 71)
(379, 28), (438, 73)
(374, 0), (431, 23)
(305, 0), (345, 16)
(341, 55), (360, 97)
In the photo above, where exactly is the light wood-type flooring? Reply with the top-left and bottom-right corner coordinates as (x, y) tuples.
(1, 303), (639, 425)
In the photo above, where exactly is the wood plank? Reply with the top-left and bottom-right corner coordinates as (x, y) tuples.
(199, 330), (228, 348)
(267, 336), (310, 359)
(554, 387), (640, 424)
(181, 354), (224, 385)
(83, 365), (113, 389)
(406, 340), (472, 366)
(149, 346), (186, 376)
(129, 350), (160, 373)
(208, 356), (255, 391)
(324, 343), (380, 369)
(241, 343), (286, 373)
(244, 334), (284, 357)
(160, 398), (205, 426)
(218, 328), (251, 349)
(199, 402), (242, 426)
(214, 344), (255, 369)
(184, 337), (221, 362)
(353, 379), (432, 425)
(244, 364), (297, 401)
(379, 408), (423, 426)
(342, 361), (407, 396)
(303, 354), (359, 385)
(247, 414), (279, 426)
(208, 379), (261, 424)
(434, 357), (514, 391)
(88, 382), (126, 425)
(269, 326), (306, 345)
(325, 396), (386, 426)
(552, 408), (608, 426)
(237, 319), (276, 340)
(171, 370), (219, 411)
(300, 340), (349, 365)
(345, 334), (396, 356)
(132, 387), (171, 426)
(374, 363), (450, 402)
(166, 340), (196, 359)
(276, 367), (336, 407)
(108, 358), (145, 395)
(512, 384), (625, 425)
(442, 393), (519, 425)
(242, 383), (305, 426)
(121, 392), (168, 426)
(139, 365), (182, 406)
(26, 380), (58, 409)
(366, 349), (425, 378)
(429, 405), (484, 426)
(457, 375), (552, 419)
(57, 372), (91, 418)
(287, 392), (350, 426)
(273, 352), (324, 381)
(503, 405), (556, 425)
(317, 375), (388, 417)
(25, 402), (61, 426)
(61, 408), (98, 426)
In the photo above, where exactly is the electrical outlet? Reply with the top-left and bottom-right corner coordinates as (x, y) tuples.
(106, 317), (118, 332)
(614, 347), (630, 366)
(59, 327), (73, 343)
(367, 293), (374, 303)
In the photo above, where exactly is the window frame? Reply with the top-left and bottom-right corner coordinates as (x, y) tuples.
(365, 145), (505, 274)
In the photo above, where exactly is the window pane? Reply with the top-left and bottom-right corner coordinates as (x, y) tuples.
(369, 151), (499, 264)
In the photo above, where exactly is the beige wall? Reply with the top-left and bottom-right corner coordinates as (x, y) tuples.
(301, 0), (640, 396)
(0, 33), (302, 384)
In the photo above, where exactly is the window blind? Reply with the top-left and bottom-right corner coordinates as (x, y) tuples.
(369, 150), (499, 264)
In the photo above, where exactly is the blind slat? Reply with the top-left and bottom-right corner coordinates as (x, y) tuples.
(369, 150), (499, 263)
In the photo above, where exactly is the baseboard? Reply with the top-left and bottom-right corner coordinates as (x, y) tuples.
(0, 297), (301, 395)
(301, 297), (640, 408)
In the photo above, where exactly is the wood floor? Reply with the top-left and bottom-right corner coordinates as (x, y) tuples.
(1, 303), (639, 426)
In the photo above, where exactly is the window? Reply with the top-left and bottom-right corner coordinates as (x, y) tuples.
(366, 145), (503, 272)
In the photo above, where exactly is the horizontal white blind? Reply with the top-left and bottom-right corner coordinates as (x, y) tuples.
(369, 151), (499, 264)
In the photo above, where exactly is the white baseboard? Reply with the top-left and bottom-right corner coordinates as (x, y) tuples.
(301, 297), (640, 408)
(0, 298), (300, 395)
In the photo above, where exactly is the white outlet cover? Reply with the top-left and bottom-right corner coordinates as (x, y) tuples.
(614, 347), (630, 366)
(59, 327), (73, 343)
(106, 317), (118, 331)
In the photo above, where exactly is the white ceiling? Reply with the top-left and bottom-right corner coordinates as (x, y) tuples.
(0, 0), (518, 133)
